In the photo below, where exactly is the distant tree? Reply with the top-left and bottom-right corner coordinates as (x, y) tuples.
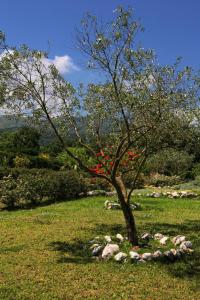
(0, 127), (40, 155)
(0, 7), (200, 245)
(12, 127), (40, 155)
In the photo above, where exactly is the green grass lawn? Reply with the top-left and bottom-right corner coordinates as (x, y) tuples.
(0, 196), (200, 300)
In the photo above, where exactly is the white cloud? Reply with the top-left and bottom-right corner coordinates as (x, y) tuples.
(0, 50), (79, 75)
(42, 55), (79, 75)
(0, 50), (79, 116)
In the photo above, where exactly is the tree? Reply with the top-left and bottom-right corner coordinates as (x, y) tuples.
(0, 7), (199, 245)
(0, 127), (40, 155)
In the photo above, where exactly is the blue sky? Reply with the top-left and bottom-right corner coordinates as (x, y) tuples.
(1, 0), (200, 86)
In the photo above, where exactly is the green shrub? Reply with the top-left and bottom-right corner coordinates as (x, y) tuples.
(0, 169), (86, 209)
(13, 155), (31, 168)
(191, 163), (200, 178)
(28, 155), (61, 169)
(56, 147), (95, 170)
(0, 175), (19, 209)
(144, 149), (194, 177)
(146, 173), (182, 187)
(84, 176), (112, 192)
(123, 172), (145, 189)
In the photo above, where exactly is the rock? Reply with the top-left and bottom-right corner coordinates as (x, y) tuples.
(102, 244), (119, 260)
(129, 251), (140, 261)
(114, 252), (127, 262)
(153, 193), (161, 198)
(159, 236), (169, 245)
(116, 233), (124, 242)
(185, 248), (194, 254)
(179, 191), (188, 198)
(170, 248), (177, 257)
(104, 235), (112, 243)
(141, 232), (153, 241)
(105, 200), (139, 211)
(172, 235), (186, 246)
(92, 245), (103, 256)
(109, 203), (121, 209)
(153, 250), (163, 259)
(89, 239), (99, 244)
(137, 259), (146, 264)
(146, 192), (161, 198)
(90, 244), (100, 250)
(141, 252), (153, 261)
(87, 190), (106, 196)
(180, 191), (198, 198)
(105, 201), (121, 210)
(180, 241), (193, 251)
(130, 204), (137, 209)
(169, 192), (179, 199)
(105, 191), (117, 196)
(104, 200), (110, 208)
(164, 250), (175, 261)
(154, 233), (164, 240)
(176, 249), (183, 258)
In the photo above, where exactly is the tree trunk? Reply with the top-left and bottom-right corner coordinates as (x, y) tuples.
(114, 176), (139, 246)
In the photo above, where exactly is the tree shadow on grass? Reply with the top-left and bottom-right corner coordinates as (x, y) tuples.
(49, 220), (200, 286)
(48, 223), (125, 265)
(141, 219), (200, 285)
(49, 239), (93, 264)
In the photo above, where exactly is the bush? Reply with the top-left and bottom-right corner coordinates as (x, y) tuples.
(0, 175), (18, 209)
(123, 172), (145, 189)
(146, 173), (182, 187)
(144, 149), (194, 178)
(13, 155), (31, 168)
(191, 163), (200, 178)
(84, 176), (112, 192)
(0, 169), (86, 209)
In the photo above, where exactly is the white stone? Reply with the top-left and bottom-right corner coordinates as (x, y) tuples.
(170, 248), (177, 256)
(164, 250), (175, 261)
(170, 192), (179, 198)
(114, 252), (127, 262)
(141, 232), (152, 240)
(129, 251), (140, 261)
(104, 200), (110, 208)
(153, 193), (161, 198)
(172, 235), (186, 246)
(137, 259), (146, 264)
(180, 241), (193, 251)
(102, 244), (119, 260)
(92, 245), (103, 256)
(153, 250), (163, 259)
(154, 233), (164, 240)
(104, 235), (112, 243)
(105, 191), (116, 196)
(159, 236), (169, 245)
(89, 239), (98, 244)
(141, 252), (153, 261)
(90, 243), (99, 250)
(176, 249), (183, 258)
(116, 233), (124, 242)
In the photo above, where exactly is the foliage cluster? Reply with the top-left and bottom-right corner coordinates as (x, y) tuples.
(0, 169), (86, 209)
(146, 173), (182, 187)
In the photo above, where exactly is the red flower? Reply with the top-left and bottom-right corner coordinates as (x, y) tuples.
(97, 163), (102, 168)
(96, 152), (102, 157)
